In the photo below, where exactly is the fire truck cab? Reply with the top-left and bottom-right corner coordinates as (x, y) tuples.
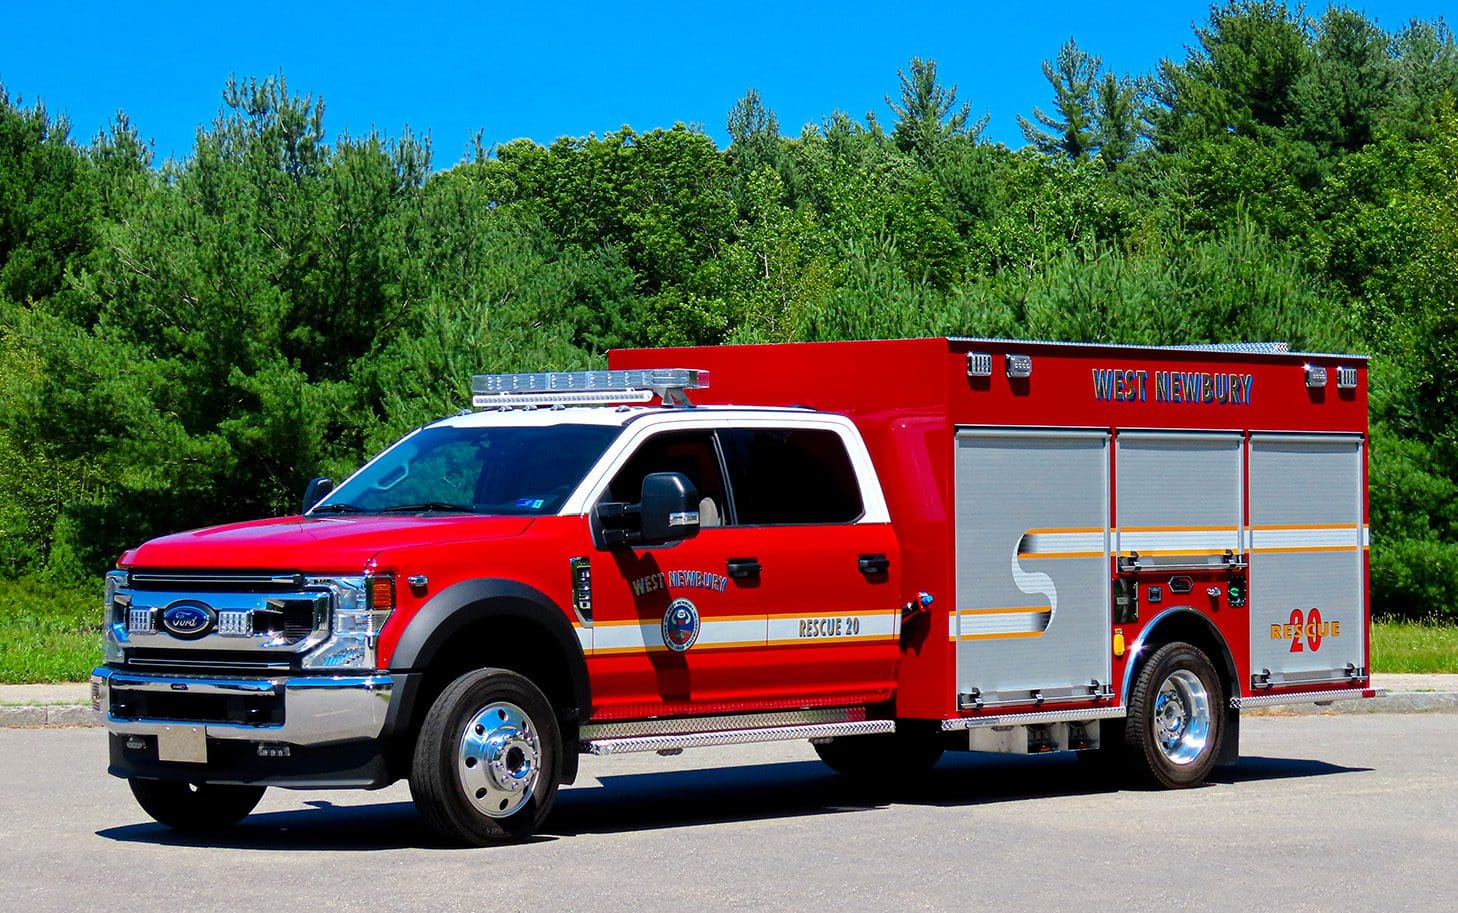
(92, 338), (1376, 845)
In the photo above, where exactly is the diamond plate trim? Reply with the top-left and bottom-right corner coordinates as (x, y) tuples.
(1232, 687), (1384, 710)
(580, 708), (861, 741)
(941, 706), (1127, 732)
(582, 719), (894, 756)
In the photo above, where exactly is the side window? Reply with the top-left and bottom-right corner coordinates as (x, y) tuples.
(603, 430), (728, 526)
(719, 428), (864, 525)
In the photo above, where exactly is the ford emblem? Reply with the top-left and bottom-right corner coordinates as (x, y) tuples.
(160, 600), (217, 640)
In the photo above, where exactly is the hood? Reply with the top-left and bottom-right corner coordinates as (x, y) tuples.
(122, 514), (535, 572)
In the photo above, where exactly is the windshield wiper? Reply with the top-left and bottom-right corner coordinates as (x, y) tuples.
(380, 502), (479, 514)
(309, 503), (367, 514)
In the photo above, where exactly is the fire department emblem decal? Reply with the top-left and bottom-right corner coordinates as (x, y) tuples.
(661, 598), (700, 653)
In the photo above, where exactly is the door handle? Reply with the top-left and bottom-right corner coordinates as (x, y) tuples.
(858, 554), (890, 575)
(727, 558), (762, 580)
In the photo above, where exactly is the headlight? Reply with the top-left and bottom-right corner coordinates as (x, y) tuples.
(101, 570), (128, 663)
(301, 575), (395, 670)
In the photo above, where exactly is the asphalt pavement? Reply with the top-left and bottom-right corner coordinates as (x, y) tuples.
(3, 714), (1456, 913)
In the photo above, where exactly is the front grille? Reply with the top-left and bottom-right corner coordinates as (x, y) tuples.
(111, 570), (336, 666)
(109, 687), (285, 726)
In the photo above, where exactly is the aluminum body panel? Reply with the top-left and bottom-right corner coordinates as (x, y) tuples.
(1115, 432), (1243, 564)
(952, 429), (1112, 700)
(1247, 434), (1366, 685)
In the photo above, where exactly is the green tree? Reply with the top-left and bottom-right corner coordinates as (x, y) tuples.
(886, 57), (988, 163)
(1292, 7), (1394, 156)
(1018, 38), (1100, 160)
(1149, 1), (1312, 148)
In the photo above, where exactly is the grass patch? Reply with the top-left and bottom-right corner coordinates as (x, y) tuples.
(0, 578), (101, 683)
(1371, 619), (1458, 674)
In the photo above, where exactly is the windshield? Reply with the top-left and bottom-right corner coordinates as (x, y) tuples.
(313, 423), (621, 516)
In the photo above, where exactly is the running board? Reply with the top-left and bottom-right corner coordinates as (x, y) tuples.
(1232, 687), (1385, 710)
(940, 706), (1126, 732)
(581, 719), (895, 756)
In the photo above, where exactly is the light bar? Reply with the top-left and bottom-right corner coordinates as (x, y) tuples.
(470, 369), (708, 408)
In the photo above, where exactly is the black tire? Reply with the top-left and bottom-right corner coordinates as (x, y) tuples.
(813, 729), (944, 779)
(128, 779), (265, 832)
(1124, 641), (1224, 789)
(410, 668), (561, 846)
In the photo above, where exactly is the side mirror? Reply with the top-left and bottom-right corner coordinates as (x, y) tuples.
(639, 472), (701, 546)
(596, 472), (700, 548)
(301, 476), (334, 514)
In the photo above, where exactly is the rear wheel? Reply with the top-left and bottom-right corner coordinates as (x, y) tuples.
(128, 779), (265, 832)
(410, 668), (561, 845)
(813, 728), (943, 780)
(1124, 641), (1224, 788)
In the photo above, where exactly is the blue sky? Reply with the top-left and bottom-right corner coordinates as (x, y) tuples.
(1, 1), (1451, 167)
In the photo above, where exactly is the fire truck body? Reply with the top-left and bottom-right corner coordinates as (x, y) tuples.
(92, 337), (1374, 844)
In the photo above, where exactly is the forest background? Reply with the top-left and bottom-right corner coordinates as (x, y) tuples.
(3, 1), (1458, 655)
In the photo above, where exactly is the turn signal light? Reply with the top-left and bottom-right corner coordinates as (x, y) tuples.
(369, 576), (395, 611)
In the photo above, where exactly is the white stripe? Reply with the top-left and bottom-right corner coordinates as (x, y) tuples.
(589, 613), (898, 653)
(958, 610), (1048, 636)
(768, 612), (897, 643)
(1020, 532), (1103, 554)
(576, 627), (592, 652)
(1250, 526), (1362, 551)
(1116, 529), (1239, 554)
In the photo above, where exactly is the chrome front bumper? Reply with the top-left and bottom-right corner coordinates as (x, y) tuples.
(91, 667), (396, 746)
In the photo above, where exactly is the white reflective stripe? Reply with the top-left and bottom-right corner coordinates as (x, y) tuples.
(575, 626), (592, 652)
(956, 609), (1049, 637)
(1116, 528), (1239, 555)
(588, 613), (898, 654)
(591, 622), (662, 654)
(767, 611), (898, 645)
(1250, 525), (1363, 552)
(1017, 530), (1104, 557)
(695, 617), (766, 647)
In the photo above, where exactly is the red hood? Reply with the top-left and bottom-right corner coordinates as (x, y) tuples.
(122, 514), (534, 572)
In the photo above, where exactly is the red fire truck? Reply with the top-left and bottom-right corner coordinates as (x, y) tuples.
(92, 338), (1377, 845)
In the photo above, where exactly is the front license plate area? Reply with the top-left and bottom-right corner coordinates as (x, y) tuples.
(156, 725), (207, 763)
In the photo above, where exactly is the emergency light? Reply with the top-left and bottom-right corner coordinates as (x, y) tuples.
(470, 369), (708, 408)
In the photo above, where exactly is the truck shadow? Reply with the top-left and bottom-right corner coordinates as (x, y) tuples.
(94, 751), (1368, 850)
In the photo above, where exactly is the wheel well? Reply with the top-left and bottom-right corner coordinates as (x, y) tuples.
(1128, 608), (1241, 765)
(393, 611), (586, 785)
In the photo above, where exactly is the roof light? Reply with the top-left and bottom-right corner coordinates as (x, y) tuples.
(1335, 366), (1358, 389)
(1305, 365), (1328, 388)
(967, 352), (993, 378)
(470, 369), (708, 408)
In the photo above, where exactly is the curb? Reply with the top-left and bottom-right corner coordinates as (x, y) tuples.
(4, 693), (1457, 730)
(1245, 691), (1458, 715)
(0, 704), (96, 728)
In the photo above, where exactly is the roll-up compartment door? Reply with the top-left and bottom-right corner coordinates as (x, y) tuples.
(1248, 434), (1365, 687)
(1115, 432), (1243, 566)
(953, 429), (1111, 708)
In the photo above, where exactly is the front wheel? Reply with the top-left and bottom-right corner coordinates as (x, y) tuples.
(1124, 641), (1224, 788)
(410, 668), (562, 846)
(128, 779), (265, 832)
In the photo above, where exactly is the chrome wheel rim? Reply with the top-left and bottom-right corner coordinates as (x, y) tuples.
(1153, 669), (1211, 766)
(457, 701), (541, 818)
